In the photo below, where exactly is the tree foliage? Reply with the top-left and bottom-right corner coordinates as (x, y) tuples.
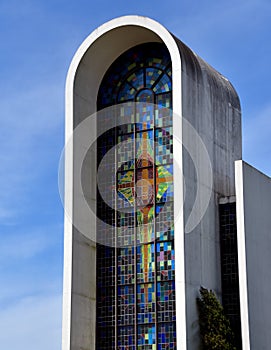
(197, 286), (236, 350)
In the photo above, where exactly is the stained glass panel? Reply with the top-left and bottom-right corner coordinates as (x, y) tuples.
(157, 281), (176, 322)
(137, 243), (155, 283)
(117, 133), (134, 171)
(157, 323), (176, 350)
(156, 202), (174, 241)
(136, 91), (154, 131)
(146, 67), (163, 88)
(97, 43), (175, 350)
(118, 326), (135, 350)
(118, 247), (135, 285)
(137, 324), (156, 349)
(127, 69), (144, 89)
(117, 211), (135, 247)
(153, 73), (171, 93)
(156, 164), (173, 203)
(118, 82), (136, 102)
(156, 241), (175, 281)
(137, 283), (156, 323)
(97, 287), (115, 327)
(97, 245), (115, 287)
(118, 285), (135, 325)
(117, 170), (135, 209)
(155, 93), (172, 127)
(137, 205), (155, 244)
(136, 168), (154, 206)
(136, 131), (154, 168)
(155, 127), (173, 165)
(117, 102), (134, 134)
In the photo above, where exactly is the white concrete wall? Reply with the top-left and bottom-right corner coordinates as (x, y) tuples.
(235, 160), (271, 350)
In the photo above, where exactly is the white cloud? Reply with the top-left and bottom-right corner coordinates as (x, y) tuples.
(0, 80), (64, 224)
(0, 224), (62, 262)
(0, 83), (63, 133)
(0, 223), (63, 316)
(0, 294), (62, 350)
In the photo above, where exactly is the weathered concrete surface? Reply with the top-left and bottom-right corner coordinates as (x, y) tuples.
(175, 37), (242, 349)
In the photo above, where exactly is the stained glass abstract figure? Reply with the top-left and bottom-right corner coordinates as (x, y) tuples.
(96, 43), (176, 350)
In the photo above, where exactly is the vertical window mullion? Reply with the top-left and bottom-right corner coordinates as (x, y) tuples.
(133, 101), (137, 349)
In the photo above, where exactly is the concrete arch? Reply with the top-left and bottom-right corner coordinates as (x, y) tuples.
(63, 16), (186, 350)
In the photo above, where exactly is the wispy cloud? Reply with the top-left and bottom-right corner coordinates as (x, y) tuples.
(0, 81), (64, 224)
(0, 224), (61, 262)
(0, 294), (62, 350)
(0, 223), (63, 311)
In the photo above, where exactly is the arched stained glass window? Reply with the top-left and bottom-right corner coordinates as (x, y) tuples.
(96, 43), (176, 350)
(97, 43), (172, 107)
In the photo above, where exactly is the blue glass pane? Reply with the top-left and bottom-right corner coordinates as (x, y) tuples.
(153, 73), (172, 93)
(146, 67), (163, 88)
(118, 326), (135, 350)
(137, 324), (156, 348)
(118, 82), (136, 102)
(137, 283), (156, 323)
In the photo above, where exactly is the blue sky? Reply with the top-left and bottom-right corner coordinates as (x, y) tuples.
(0, 0), (270, 349)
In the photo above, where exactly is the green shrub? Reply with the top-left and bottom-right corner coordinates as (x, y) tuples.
(197, 286), (236, 350)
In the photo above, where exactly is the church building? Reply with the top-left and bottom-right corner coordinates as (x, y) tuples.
(62, 16), (271, 350)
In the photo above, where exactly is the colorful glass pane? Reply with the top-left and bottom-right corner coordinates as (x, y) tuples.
(117, 170), (135, 208)
(118, 285), (135, 325)
(156, 241), (175, 281)
(155, 93), (172, 127)
(136, 167), (154, 206)
(138, 324), (156, 349)
(157, 281), (176, 322)
(137, 205), (155, 244)
(146, 67), (163, 88)
(156, 202), (174, 241)
(136, 131), (154, 167)
(117, 102), (134, 134)
(156, 164), (173, 202)
(118, 82), (136, 102)
(128, 69), (144, 88)
(153, 73), (172, 93)
(137, 283), (156, 323)
(136, 91), (154, 131)
(157, 323), (176, 350)
(117, 211), (135, 247)
(155, 127), (173, 165)
(117, 133), (134, 170)
(137, 243), (155, 283)
(145, 55), (168, 70)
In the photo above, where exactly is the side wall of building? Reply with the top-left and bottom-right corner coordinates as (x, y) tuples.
(235, 161), (271, 350)
(176, 39), (242, 348)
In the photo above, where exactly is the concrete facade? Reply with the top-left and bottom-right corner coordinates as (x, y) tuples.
(178, 39), (241, 347)
(62, 16), (243, 350)
(235, 161), (271, 350)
